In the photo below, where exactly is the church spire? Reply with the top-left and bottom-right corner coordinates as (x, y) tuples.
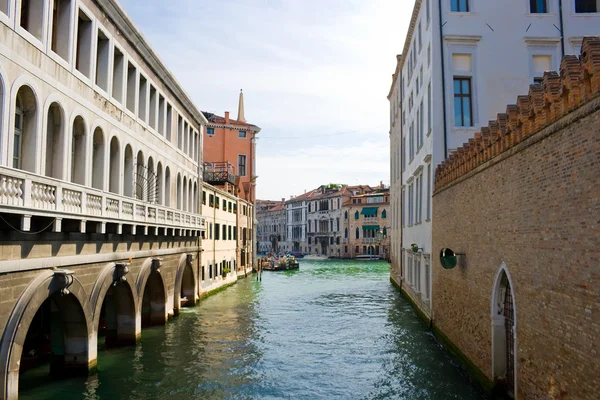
(237, 89), (246, 123)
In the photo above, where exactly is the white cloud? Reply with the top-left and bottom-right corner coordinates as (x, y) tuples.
(119, 0), (412, 199)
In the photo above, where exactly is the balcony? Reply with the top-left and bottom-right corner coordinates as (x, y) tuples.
(0, 166), (204, 233)
(203, 162), (235, 186)
(363, 216), (378, 223)
(362, 238), (378, 244)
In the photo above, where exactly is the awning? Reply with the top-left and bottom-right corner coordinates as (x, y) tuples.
(362, 225), (380, 231)
(360, 207), (378, 216)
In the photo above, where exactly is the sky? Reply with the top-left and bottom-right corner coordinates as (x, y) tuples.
(119, 0), (412, 200)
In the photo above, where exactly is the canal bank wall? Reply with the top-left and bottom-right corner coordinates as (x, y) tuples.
(394, 38), (600, 400)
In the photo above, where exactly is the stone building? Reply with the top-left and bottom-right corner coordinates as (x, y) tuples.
(306, 184), (345, 257)
(342, 188), (390, 260)
(256, 199), (285, 254)
(430, 37), (600, 399)
(389, 0), (600, 322)
(283, 189), (316, 253)
(0, 1), (254, 398)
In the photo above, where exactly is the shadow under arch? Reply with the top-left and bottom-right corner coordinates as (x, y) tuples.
(90, 263), (140, 347)
(136, 258), (168, 327)
(173, 254), (198, 315)
(0, 270), (95, 400)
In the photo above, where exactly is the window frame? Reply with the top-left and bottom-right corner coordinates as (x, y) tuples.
(450, 0), (469, 12)
(453, 76), (473, 127)
(238, 154), (247, 176)
(574, 0), (599, 13)
(529, 0), (549, 13)
(238, 130), (247, 138)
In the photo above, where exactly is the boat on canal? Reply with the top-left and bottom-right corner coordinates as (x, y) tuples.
(355, 254), (381, 261)
(261, 254), (300, 271)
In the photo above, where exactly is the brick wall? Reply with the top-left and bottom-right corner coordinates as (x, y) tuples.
(431, 37), (600, 399)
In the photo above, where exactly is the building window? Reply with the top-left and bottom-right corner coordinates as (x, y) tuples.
(238, 130), (247, 138)
(426, 0), (431, 24)
(532, 54), (552, 84)
(238, 154), (247, 176)
(575, 0), (598, 13)
(409, 122), (415, 161)
(382, 209), (387, 218)
(408, 182), (414, 225)
(530, 0), (548, 13)
(215, 223), (220, 240)
(453, 77), (472, 127)
(451, 0), (469, 12)
(427, 83), (432, 133)
(207, 127), (214, 135)
(355, 227), (360, 239)
(75, 9), (93, 78)
(51, 0), (71, 61)
(354, 211), (359, 220)
(20, 0), (45, 41)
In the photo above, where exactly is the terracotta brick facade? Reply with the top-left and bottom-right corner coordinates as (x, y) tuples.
(431, 37), (600, 399)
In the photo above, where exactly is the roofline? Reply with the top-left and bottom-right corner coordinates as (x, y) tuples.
(96, 0), (209, 127)
(387, 0), (423, 99)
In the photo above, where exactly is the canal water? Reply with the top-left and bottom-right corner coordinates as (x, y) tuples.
(20, 260), (486, 400)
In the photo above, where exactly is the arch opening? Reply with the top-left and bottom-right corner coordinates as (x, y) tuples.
(18, 293), (89, 389)
(109, 136), (120, 194)
(97, 283), (136, 347)
(164, 166), (171, 207)
(179, 264), (195, 308)
(491, 267), (516, 399)
(71, 116), (86, 185)
(13, 85), (38, 172)
(91, 127), (105, 190)
(45, 102), (64, 179)
(123, 144), (134, 197)
(141, 271), (166, 327)
(135, 151), (145, 201)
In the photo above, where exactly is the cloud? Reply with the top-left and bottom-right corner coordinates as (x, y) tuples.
(118, 0), (412, 199)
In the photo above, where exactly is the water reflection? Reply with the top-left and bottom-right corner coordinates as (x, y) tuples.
(20, 261), (485, 400)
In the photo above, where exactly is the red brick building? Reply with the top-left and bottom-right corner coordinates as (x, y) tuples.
(430, 37), (600, 399)
(202, 90), (260, 204)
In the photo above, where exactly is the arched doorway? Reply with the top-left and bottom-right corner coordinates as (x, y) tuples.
(138, 260), (167, 328)
(0, 271), (93, 399)
(109, 136), (120, 194)
(174, 255), (197, 314)
(13, 85), (38, 172)
(491, 265), (516, 398)
(71, 116), (86, 185)
(91, 127), (105, 190)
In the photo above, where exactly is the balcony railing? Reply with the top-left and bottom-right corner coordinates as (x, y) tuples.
(0, 166), (205, 232)
(203, 162), (236, 186)
(362, 238), (378, 243)
(363, 216), (378, 223)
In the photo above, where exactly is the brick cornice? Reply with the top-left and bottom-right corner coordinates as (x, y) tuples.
(434, 36), (600, 193)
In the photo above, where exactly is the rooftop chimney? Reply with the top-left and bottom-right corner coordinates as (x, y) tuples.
(225, 111), (230, 124)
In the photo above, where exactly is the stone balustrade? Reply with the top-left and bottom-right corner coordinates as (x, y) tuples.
(0, 166), (205, 233)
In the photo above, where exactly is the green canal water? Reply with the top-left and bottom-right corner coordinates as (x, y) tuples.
(20, 260), (486, 399)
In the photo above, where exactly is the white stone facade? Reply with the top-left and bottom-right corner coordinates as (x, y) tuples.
(306, 192), (343, 257)
(389, 0), (600, 316)
(0, 0), (205, 235)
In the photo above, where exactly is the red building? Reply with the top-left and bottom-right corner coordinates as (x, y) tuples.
(202, 90), (260, 203)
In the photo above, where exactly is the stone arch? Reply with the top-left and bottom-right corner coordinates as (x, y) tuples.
(123, 143), (134, 197)
(147, 155), (156, 203)
(136, 258), (167, 327)
(182, 175), (188, 211)
(135, 150), (145, 201)
(0, 270), (94, 400)
(69, 113), (88, 185)
(42, 95), (67, 180)
(176, 172), (182, 210)
(156, 161), (164, 205)
(91, 126), (105, 190)
(491, 262), (517, 398)
(108, 135), (121, 194)
(164, 166), (171, 207)
(90, 263), (139, 347)
(173, 254), (198, 315)
(10, 80), (41, 173)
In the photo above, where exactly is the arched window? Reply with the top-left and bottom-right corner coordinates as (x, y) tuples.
(135, 151), (145, 201)
(492, 266), (516, 398)
(123, 144), (134, 197)
(383, 227), (387, 236)
(354, 211), (359, 220)
(355, 227), (359, 239)
(13, 86), (38, 172)
(382, 209), (387, 218)
(188, 178), (193, 212)
(176, 173), (182, 209)
(344, 228), (348, 238)
(344, 210), (348, 220)
(182, 177), (188, 211)
(165, 167), (171, 207)
(45, 102), (64, 179)
(109, 137), (120, 194)
(71, 116), (86, 185)
(91, 128), (105, 189)
(147, 156), (155, 203)
(193, 182), (198, 213)
(156, 162), (164, 205)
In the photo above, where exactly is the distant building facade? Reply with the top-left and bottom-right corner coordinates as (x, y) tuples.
(256, 199), (286, 254)
(342, 188), (390, 259)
